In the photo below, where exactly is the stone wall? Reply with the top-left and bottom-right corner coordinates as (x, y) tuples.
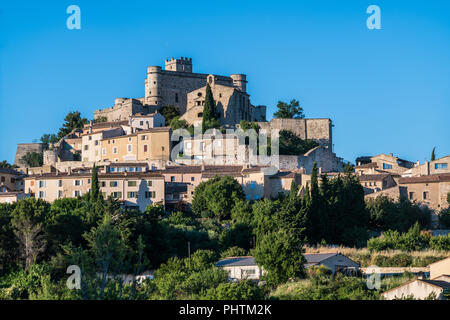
(14, 143), (44, 167)
(94, 98), (150, 122)
(277, 146), (344, 173)
(258, 118), (333, 150)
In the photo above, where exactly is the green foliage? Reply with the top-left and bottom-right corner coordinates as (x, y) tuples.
(40, 134), (59, 147)
(192, 176), (245, 221)
(204, 281), (267, 300)
(366, 196), (431, 232)
(279, 130), (319, 155)
(439, 208), (450, 228)
(20, 152), (43, 167)
(201, 83), (220, 132)
(169, 116), (194, 135)
(94, 116), (108, 123)
(159, 105), (180, 124)
(239, 120), (260, 132)
(57, 111), (88, 140)
(367, 222), (450, 252)
(254, 229), (306, 287)
(273, 99), (304, 119)
(220, 246), (247, 259)
(431, 147), (436, 161)
(0, 160), (17, 168)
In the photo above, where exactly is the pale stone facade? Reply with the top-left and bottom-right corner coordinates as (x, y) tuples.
(24, 171), (165, 211)
(428, 257), (450, 280)
(81, 128), (124, 163)
(382, 278), (449, 300)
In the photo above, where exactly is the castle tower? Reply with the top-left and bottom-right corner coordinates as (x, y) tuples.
(164, 57), (193, 73)
(230, 74), (247, 93)
(145, 66), (163, 106)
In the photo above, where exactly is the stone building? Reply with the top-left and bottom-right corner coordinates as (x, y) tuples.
(355, 153), (414, 175)
(14, 143), (44, 168)
(100, 127), (171, 163)
(403, 155), (450, 177)
(180, 74), (265, 126)
(24, 170), (165, 211)
(358, 173), (397, 195)
(257, 118), (333, 150)
(94, 57), (266, 126)
(398, 173), (450, 211)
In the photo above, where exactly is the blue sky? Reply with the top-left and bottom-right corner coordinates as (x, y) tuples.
(1, 0), (449, 164)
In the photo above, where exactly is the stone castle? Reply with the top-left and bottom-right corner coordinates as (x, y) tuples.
(94, 57), (266, 126)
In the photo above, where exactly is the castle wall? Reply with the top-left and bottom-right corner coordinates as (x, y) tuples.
(258, 118), (332, 150)
(14, 143), (44, 167)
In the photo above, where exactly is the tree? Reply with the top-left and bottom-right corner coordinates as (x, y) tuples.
(90, 164), (100, 202)
(192, 176), (245, 221)
(273, 99), (304, 119)
(11, 198), (50, 271)
(431, 147), (436, 161)
(40, 134), (59, 147)
(20, 152), (43, 167)
(201, 83), (220, 133)
(279, 130), (318, 155)
(160, 105), (180, 124)
(57, 111), (88, 140)
(94, 116), (107, 123)
(254, 229), (306, 287)
(83, 214), (128, 299)
(0, 160), (17, 169)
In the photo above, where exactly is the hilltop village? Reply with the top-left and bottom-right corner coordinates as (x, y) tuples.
(2, 57), (449, 222)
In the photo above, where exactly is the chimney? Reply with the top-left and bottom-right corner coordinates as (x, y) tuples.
(389, 153), (393, 156)
(68, 167), (72, 175)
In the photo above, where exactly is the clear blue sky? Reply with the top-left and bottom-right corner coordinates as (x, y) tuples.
(1, 0), (449, 164)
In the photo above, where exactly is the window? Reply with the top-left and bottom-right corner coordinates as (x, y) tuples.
(113, 147), (118, 154)
(101, 181), (106, 187)
(374, 182), (377, 186)
(88, 136), (92, 141)
(435, 163), (448, 170)
(251, 181), (256, 189)
(383, 163), (393, 170)
(186, 142), (192, 150)
(423, 192), (429, 200)
(74, 180), (82, 186)
(102, 148), (106, 155)
(170, 176), (175, 182)
(58, 180), (63, 187)
(58, 190), (63, 198)
(140, 121), (144, 126)
(95, 140), (99, 146)
(409, 192), (415, 200)
(128, 181), (137, 187)
(39, 181), (46, 188)
(110, 181), (118, 187)
(127, 144), (132, 153)
(175, 93), (179, 103)
(127, 191), (137, 198)
(128, 137), (132, 142)
(74, 190), (82, 197)
(141, 135), (148, 140)
(191, 177), (195, 182)
(144, 145), (148, 152)
(147, 180), (153, 187)
(38, 191), (45, 198)
(112, 191), (122, 199)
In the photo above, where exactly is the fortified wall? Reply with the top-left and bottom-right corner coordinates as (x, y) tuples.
(14, 143), (44, 167)
(258, 118), (333, 150)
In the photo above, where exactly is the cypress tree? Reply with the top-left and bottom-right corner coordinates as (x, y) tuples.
(91, 164), (100, 201)
(431, 147), (436, 161)
(201, 83), (219, 133)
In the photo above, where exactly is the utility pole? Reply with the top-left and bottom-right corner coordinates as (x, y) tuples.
(188, 241), (191, 267)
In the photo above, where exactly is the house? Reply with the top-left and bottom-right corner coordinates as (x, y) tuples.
(356, 153), (414, 175)
(398, 173), (450, 211)
(215, 256), (264, 281)
(0, 167), (25, 192)
(129, 112), (165, 130)
(358, 173), (397, 195)
(403, 155), (450, 177)
(381, 276), (450, 300)
(24, 170), (165, 211)
(382, 256), (450, 300)
(303, 253), (360, 275)
(428, 256), (450, 280)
